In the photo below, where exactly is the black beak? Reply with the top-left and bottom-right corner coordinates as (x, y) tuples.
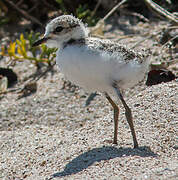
(32, 37), (49, 47)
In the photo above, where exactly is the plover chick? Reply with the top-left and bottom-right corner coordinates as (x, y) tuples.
(33, 15), (150, 148)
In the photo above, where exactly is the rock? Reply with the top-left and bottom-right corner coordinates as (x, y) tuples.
(146, 69), (176, 86)
(0, 67), (17, 87)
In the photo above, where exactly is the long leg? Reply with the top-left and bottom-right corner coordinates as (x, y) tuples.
(113, 86), (139, 148)
(105, 93), (119, 144)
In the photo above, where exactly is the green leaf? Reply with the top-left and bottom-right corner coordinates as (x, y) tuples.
(20, 34), (26, 47)
(55, 0), (63, 4)
(16, 39), (22, 46)
(17, 46), (22, 56)
(21, 45), (27, 58)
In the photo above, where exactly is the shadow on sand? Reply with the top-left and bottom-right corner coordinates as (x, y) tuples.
(51, 145), (157, 178)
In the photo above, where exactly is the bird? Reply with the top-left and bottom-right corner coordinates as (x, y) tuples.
(33, 15), (150, 148)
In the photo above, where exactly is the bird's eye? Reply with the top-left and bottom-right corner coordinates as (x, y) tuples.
(55, 26), (63, 33)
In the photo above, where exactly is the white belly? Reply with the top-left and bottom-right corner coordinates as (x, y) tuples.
(56, 45), (148, 93)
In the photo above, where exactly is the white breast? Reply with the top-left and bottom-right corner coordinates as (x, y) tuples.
(56, 45), (148, 94)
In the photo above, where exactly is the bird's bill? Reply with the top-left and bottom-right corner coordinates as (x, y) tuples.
(32, 37), (49, 47)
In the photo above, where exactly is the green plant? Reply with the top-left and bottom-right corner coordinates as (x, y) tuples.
(55, 0), (98, 26)
(76, 4), (98, 26)
(0, 31), (57, 66)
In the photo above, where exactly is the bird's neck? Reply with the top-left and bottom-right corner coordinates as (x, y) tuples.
(63, 38), (86, 49)
(61, 26), (88, 49)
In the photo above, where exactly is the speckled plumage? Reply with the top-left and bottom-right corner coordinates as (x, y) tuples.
(33, 15), (151, 147)
(64, 37), (149, 64)
(40, 15), (150, 96)
(56, 37), (149, 94)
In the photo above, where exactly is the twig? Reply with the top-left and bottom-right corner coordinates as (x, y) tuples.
(130, 23), (178, 51)
(4, 0), (43, 26)
(91, 0), (101, 18)
(115, 34), (135, 42)
(130, 30), (163, 48)
(102, 0), (128, 21)
(130, 35), (152, 49)
(120, 9), (149, 22)
(16, 0), (24, 6)
(160, 35), (178, 50)
(159, 35), (178, 61)
(143, 0), (178, 24)
(90, 0), (128, 36)
(167, 26), (178, 30)
(28, 3), (38, 13)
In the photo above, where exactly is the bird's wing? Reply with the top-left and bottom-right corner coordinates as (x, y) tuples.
(85, 37), (149, 64)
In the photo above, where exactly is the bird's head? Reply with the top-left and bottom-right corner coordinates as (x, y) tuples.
(33, 15), (89, 48)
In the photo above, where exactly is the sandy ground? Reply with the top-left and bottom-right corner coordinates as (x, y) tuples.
(0, 15), (177, 179)
(0, 61), (177, 179)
